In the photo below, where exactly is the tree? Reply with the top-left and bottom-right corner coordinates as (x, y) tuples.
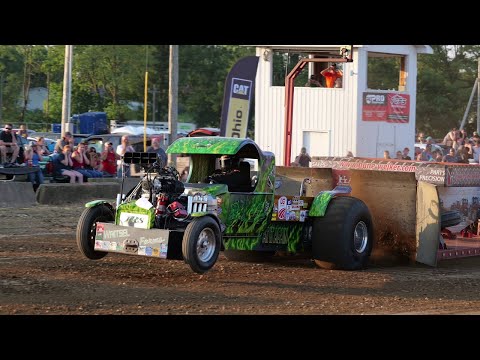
(416, 45), (480, 138)
(178, 45), (255, 128)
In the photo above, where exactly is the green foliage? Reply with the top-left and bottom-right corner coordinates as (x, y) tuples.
(417, 45), (480, 137)
(179, 45), (255, 128)
(272, 52), (308, 87)
(367, 56), (400, 90)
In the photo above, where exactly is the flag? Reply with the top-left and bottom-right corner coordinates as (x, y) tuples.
(220, 56), (259, 138)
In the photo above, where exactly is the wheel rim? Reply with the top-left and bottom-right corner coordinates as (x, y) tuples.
(353, 221), (368, 253)
(196, 228), (216, 262)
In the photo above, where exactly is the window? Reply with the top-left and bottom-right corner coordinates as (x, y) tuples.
(271, 50), (344, 88)
(272, 51), (309, 87)
(367, 52), (406, 91)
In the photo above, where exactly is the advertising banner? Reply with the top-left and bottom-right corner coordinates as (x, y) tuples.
(220, 56), (259, 138)
(362, 92), (410, 123)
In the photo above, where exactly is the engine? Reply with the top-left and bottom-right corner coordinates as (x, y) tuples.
(137, 166), (188, 228)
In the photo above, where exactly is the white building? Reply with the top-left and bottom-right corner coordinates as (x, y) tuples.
(254, 45), (433, 165)
(24, 87), (48, 111)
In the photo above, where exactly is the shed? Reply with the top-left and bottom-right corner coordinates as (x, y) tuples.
(253, 45), (433, 165)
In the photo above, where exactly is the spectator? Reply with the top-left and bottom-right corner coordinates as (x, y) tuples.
(18, 124), (28, 138)
(35, 137), (51, 155)
(320, 63), (343, 88)
(417, 132), (426, 144)
(146, 137), (167, 167)
(395, 150), (403, 160)
(472, 138), (480, 163)
(305, 75), (322, 87)
(442, 148), (458, 163)
(442, 128), (457, 147)
(52, 145), (83, 183)
(54, 132), (74, 154)
(116, 135), (134, 177)
(295, 147), (311, 167)
(101, 142), (120, 177)
(24, 144), (44, 191)
(430, 150), (443, 162)
(72, 142), (103, 179)
(402, 147), (411, 160)
(346, 151), (354, 157)
(458, 129), (468, 146)
(419, 144), (433, 161)
(334, 77), (343, 88)
(456, 145), (471, 164)
(383, 150), (391, 159)
(87, 147), (102, 172)
(425, 136), (443, 153)
(0, 123), (20, 164)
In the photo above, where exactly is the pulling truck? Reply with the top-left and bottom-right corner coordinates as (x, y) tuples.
(76, 137), (373, 273)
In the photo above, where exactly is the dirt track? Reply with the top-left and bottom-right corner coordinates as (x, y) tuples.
(2, 204), (480, 315)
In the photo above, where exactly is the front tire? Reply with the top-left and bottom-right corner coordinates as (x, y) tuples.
(182, 217), (221, 274)
(312, 196), (373, 270)
(76, 204), (114, 260)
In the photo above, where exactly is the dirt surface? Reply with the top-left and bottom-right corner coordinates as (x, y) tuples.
(2, 203), (480, 315)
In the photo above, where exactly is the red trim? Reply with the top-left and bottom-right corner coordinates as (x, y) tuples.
(438, 247), (480, 260)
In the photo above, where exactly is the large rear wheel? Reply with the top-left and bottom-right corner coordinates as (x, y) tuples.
(312, 196), (373, 270)
(76, 204), (114, 260)
(182, 217), (221, 274)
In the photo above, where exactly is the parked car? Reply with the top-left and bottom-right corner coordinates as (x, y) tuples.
(187, 127), (220, 137)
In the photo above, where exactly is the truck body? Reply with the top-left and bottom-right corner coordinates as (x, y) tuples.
(76, 136), (373, 273)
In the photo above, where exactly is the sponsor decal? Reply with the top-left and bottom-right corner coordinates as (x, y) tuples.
(94, 240), (102, 250)
(96, 223), (105, 233)
(160, 244), (168, 257)
(101, 241), (110, 250)
(362, 92), (410, 123)
(138, 246), (146, 256)
(277, 196), (287, 220)
(145, 247), (153, 256)
(152, 248), (160, 257)
(118, 213), (150, 229)
(299, 210), (307, 222)
(138, 236), (167, 246)
(103, 228), (130, 240)
(224, 78), (252, 138)
(109, 242), (117, 250)
(263, 226), (289, 244)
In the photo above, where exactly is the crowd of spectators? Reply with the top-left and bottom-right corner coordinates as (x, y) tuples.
(415, 128), (480, 164)
(0, 124), (170, 191)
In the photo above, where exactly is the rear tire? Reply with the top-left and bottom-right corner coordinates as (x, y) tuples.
(312, 196), (373, 270)
(76, 205), (114, 260)
(182, 217), (221, 274)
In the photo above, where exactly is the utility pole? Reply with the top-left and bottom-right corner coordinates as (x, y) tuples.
(0, 73), (4, 123)
(61, 45), (73, 137)
(167, 45), (178, 167)
(149, 85), (160, 126)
